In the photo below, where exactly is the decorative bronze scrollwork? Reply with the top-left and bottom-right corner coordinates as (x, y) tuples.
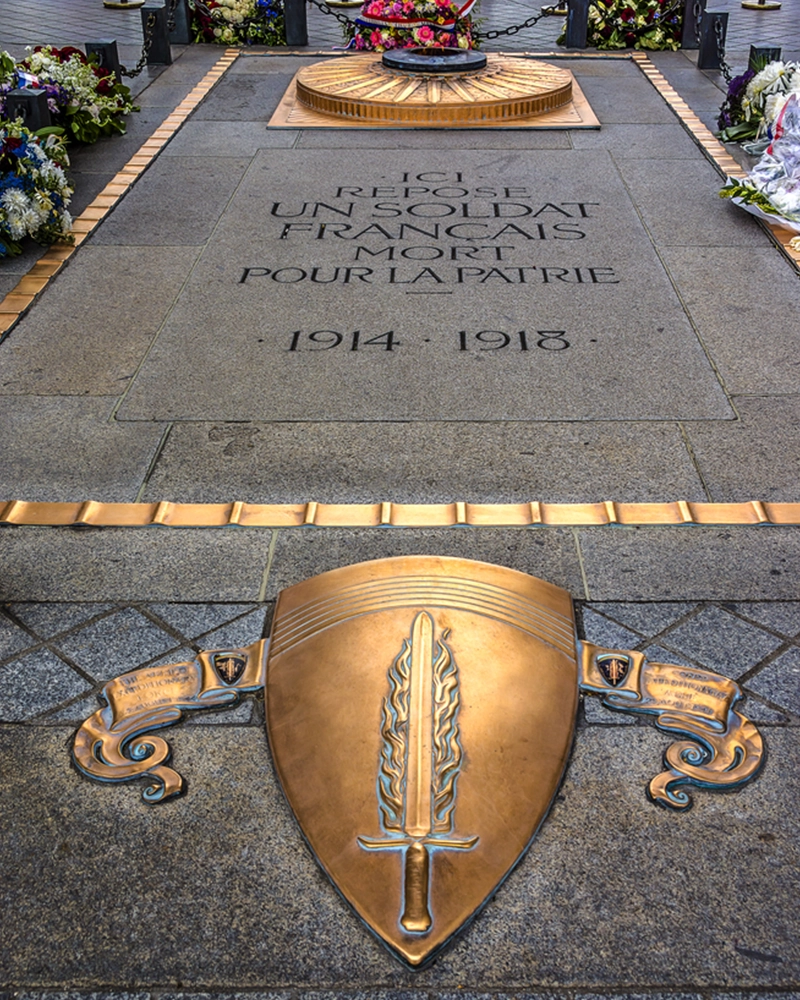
(579, 643), (764, 809)
(69, 559), (767, 968)
(72, 641), (266, 802)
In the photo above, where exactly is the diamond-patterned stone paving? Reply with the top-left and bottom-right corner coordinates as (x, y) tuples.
(1, 600), (797, 726)
(0, 602), (271, 725)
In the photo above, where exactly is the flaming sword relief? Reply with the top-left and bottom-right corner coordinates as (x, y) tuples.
(358, 611), (478, 934)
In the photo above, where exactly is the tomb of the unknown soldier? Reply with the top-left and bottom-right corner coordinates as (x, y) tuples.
(0, 1), (799, 998)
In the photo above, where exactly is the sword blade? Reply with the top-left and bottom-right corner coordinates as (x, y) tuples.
(405, 611), (434, 838)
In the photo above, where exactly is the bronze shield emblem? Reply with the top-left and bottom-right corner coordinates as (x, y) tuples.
(265, 555), (579, 967)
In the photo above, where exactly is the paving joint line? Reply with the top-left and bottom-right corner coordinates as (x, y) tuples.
(632, 51), (800, 273)
(0, 47), (240, 342)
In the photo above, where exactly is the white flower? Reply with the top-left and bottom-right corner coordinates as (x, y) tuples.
(1, 189), (29, 212)
(6, 214), (26, 239)
(764, 92), (787, 123)
(748, 61), (787, 98)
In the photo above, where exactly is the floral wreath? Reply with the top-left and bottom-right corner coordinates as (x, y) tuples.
(355, 0), (477, 34)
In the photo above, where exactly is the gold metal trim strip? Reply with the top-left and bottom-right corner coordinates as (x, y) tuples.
(632, 52), (800, 272)
(0, 48), (240, 342)
(2, 500), (800, 527)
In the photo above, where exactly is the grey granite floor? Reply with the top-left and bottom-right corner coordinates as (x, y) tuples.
(2, 1), (800, 994)
(3, 596), (797, 724)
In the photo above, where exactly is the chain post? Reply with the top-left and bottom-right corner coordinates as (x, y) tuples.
(748, 44), (780, 70)
(564, 0), (590, 49)
(119, 10), (157, 76)
(697, 10), (728, 73)
(680, 0), (704, 48)
(5, 88), (52, 129)
(168, 0), (192, 43)
(86, 39), (123, 81)
(285, 0), (309, 45)
(140, 1), (173, 64)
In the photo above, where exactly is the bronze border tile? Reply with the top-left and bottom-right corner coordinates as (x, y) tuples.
(1, 499), (798, 528)
(0, 47), (241, 341)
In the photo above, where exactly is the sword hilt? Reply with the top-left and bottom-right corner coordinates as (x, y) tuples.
(401, 842), (431, 933)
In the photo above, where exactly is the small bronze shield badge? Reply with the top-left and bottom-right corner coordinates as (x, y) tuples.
(213, 653), (247, 685)
(265, 555), (579, 966)
(596, 652), (630, 687)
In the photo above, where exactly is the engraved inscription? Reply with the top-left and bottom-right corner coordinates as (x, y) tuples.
(280, 329), (572, 353)
(237, 171), (619, 290)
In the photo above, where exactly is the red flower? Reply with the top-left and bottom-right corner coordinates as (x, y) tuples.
(58, 46), (88, 63)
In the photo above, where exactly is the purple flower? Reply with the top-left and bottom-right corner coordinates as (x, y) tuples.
(727, 68), (754, 100)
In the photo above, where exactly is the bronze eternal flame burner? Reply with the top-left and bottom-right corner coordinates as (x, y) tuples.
(294, 49), (575, 126)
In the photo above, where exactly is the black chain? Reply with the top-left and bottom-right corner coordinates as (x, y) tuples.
(714, 15), (732, 83)
(305, 0), (563, 41)
(306, 0), (360, 29)
(693, 0), (702, 44)
(481, 9), (546, 39)
(120, 11), (157, 77)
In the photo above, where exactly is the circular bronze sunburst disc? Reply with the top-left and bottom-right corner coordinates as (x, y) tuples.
(295, 53), (573, 125)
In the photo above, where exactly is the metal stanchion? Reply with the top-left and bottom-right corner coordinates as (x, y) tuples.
(749, 44), (781, 69)
(285, 0), (309, 46)
(104, 0), (146, 9)
(168, 0), (192, 44)
(697, 10), (728, 70)
(742, 0), (781, 11)
(5, 88), (52, 129)
(564, 0), (589, 49)
(680, 0), (705, 49)
(86, 39), (123, 81)
(141, 1), (173, 64)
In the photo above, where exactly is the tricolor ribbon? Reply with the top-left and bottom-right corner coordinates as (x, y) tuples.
(355, 0), (476, 32)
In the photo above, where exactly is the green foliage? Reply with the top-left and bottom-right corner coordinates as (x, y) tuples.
(0, 46), (138, 146)
(719, 178), (781, 215)
(557, 0), (681, 51)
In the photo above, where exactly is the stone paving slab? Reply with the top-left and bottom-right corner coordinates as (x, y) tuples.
(578, 526), (800, 601)
(684, 396), (800, 502)
(0, 529), (274, 601)
(658, 247), (800, 396)
(4, 526), (800, 603)
(0, 246), (201, 396)
(1, 7), (800, 995)
(140, 420), (707, 504)
(0, 722), (797, 987)
(112, 144), (734, 423)
(0, 397), (164, 502)
(90, 156), (253, 246)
